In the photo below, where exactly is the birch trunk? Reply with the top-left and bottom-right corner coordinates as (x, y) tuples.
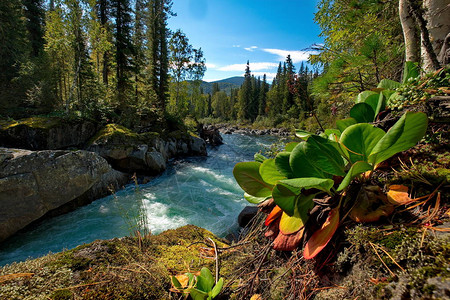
(421, 0), (450, 72)
(400, 0), (420, 62)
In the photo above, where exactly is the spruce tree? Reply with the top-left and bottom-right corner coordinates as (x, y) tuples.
(22, 0), (45, 57)
(111, 0), (135, 110)
(258, 74), (268, 116)
(238, 61), (252, 120)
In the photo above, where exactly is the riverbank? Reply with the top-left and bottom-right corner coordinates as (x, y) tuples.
(0, 115), (207, 243)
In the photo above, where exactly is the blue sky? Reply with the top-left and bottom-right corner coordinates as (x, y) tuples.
(167, 0), (322, 82)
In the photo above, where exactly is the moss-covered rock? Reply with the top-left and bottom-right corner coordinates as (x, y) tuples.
(0, 116), (99, 150)
(87, 124), (206, 174)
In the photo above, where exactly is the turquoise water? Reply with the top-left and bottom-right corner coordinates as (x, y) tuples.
(0, 134), (280, 266)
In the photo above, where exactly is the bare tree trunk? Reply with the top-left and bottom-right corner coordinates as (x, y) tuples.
(400, 0), (420, 62)
(421, 0), (450, 72)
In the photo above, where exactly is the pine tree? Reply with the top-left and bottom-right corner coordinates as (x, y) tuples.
(237, 61), (252, 120)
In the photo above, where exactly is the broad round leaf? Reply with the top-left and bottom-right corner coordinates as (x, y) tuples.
(336, 117), (357, 132)
(303, 207), (340, 259)
(340, 123), (385, 164)
(369, 112), (428, 165)
(260, 158), (286, 185)
(304, 135), (346, 176)
(275, 152), (294, 179)
(273, 178), (334, 216)
(289, 142), (326, 178)
(233, 162), (273, 197)
(350, 103), (375, 123)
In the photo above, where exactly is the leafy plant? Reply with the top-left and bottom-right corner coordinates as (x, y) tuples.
(171, 267), (224, 300)
(233, 111), (428, 259)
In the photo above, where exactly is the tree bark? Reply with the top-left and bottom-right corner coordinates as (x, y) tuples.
(421, 0), (450, 72)
(400, 0), (420, 62)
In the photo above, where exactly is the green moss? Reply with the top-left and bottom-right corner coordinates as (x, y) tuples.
(88, 124), (160, 146)
(0, 116), (63, 130)
(0, 225), (241, 299)
(50, 289), (74, 300)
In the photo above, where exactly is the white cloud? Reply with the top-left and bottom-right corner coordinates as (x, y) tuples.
(218, 62), (278, 72)
(232, 45), (241, 48)
(262, 48), (317, 63)
(244, 46), (258, 52)
(250, 72), (277, 82)
(205, 63), (217, 69)
(203, 78), (221, 82)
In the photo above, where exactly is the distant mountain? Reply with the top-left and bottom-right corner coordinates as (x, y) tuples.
(198, 76), (245, 95)
(212, 76), (245, 86)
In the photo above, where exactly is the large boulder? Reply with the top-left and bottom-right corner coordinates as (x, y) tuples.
(87, 124), (206, 174)
(0, 116), (98, 150)
(0, 148), (129, 242)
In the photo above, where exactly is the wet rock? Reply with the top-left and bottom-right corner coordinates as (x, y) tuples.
(238, 206), (259, 228)
(0, 147), (128, 242)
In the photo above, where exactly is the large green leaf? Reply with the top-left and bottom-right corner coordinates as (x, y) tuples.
(403, 61), (419, 83)
(369, 112), (428, 165)
(350, 103), (375, 123)
(356, 90), (377, 103)
(233, 162), (273, 197)
(260, 158), (286, 185)
(377, 79), (402, 90)
(275, 152), (294, 178)
(337, 161), (373, 191)
(336, 118), (357, 132)
(289, 143), (326, 178)
(273, 178), (334, 216)
(304, 135), (346, 176)
(340, 123), (385, 164)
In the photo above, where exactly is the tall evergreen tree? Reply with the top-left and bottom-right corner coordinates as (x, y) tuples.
(22, 0), (45, 57)
(258, 74), (268, 116)
(111, 0), (135, 109)
(238, 61), (252, 120)
(146, 0), (173, 113)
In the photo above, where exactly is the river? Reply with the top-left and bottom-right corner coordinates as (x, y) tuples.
(0, 133), (281, 266)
